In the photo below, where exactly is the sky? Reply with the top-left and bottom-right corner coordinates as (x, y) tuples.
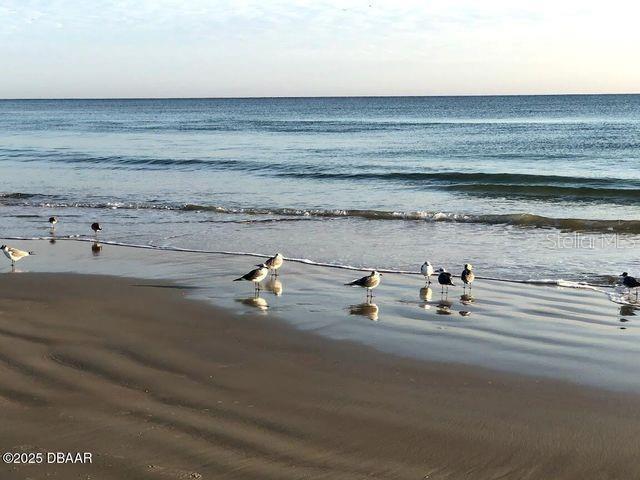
(1, 0), (639, 98)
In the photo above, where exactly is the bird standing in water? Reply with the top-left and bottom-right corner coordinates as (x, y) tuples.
(49, 216), (58, 230)
(91, 222), (102, 238)
(345, 271), (382, 300)
(265, 253), (284, 276)
(437, 268), (455, 296)
(1, 245), (35, 270)
(461, 264), (475, 292)
(234, 264), (270, 293)
(621, 272), (640, 302)
(420, 261), (434, 284)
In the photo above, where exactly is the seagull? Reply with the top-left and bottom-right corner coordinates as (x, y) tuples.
(420, 261), (434, 284)
(234, 264), (269, 292)
(621, 272), (640, 301)
(91, 222), (102, 237)
(437, 268), (455, 295)
(461, 264), (475, 291)
(264, 253), (284, 276)
(345, 270), (382, 299)
(1, 245), (35, 269)
(48, 216), (58, 230)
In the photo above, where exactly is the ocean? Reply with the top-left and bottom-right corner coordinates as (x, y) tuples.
(2, 95), (640, 283)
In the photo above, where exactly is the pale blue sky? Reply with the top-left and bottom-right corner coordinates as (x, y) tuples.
(1, 0), (638, 98)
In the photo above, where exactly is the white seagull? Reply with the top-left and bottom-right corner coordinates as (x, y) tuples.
(345, 270), (382, 299)
(264, 253), (284, 276)
(1, 245), (35, 269)
(420, 261), (434, 284)
(234, 264), (270, 292)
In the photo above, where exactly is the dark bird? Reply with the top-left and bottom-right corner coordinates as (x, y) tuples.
(234, 264), (269, 292)
(48, 216), (58, 229)
(461, 263), (475, 291)
(91, 222), (102, 236)
(345, 271), (382, 300)
(621, 272), (640, 301)
(437, 268), (455, 295)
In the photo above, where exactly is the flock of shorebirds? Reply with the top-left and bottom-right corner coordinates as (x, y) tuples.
(234, 253), (475, 300)
(2, 216), (640, 304)
(233, 254), (476, 300)
(1, 217), (101, 269)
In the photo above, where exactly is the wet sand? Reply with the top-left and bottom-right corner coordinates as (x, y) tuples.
(1, 273), (639, 479)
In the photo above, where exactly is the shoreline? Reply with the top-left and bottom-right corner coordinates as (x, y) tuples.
(1, 272), (640, 479)
(0, 238), (638, 393)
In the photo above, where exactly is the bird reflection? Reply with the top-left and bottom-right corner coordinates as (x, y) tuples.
(49, 238), (57, 245)
(620, 305), (637, 317)
(460, 293), (476, 305)
(418, 286), (433, 310)
(237, 295), (269, 312)
(264, 277), (283, 296)
(91, 242), (102, 256)
(349, 302), (379, 321)
(436, 300), (453, 315)
(459, 310), (472, 317)
(419, 286), (433, 302)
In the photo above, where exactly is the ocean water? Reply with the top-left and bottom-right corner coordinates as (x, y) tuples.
(1, 95), (640, 283)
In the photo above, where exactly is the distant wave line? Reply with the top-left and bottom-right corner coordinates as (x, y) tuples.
(3, 198), (640, 234)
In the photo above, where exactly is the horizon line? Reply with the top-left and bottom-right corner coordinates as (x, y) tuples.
(1, 92), (639, 101)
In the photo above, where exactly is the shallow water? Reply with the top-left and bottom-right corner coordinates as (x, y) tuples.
(3, 238), (639, 392)
(1, 96), (640, 282)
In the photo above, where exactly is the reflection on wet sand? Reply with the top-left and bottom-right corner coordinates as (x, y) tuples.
(264, 277), (283, 296)
(460, 293), (475, 305)
(418, 286), (433, 310)
(419, 286), (433, 302)
(349, 302), (379, 321)
(91, 242), (102, 256)
(436, 299), (453, 315)
(237, 295), (269, 312)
